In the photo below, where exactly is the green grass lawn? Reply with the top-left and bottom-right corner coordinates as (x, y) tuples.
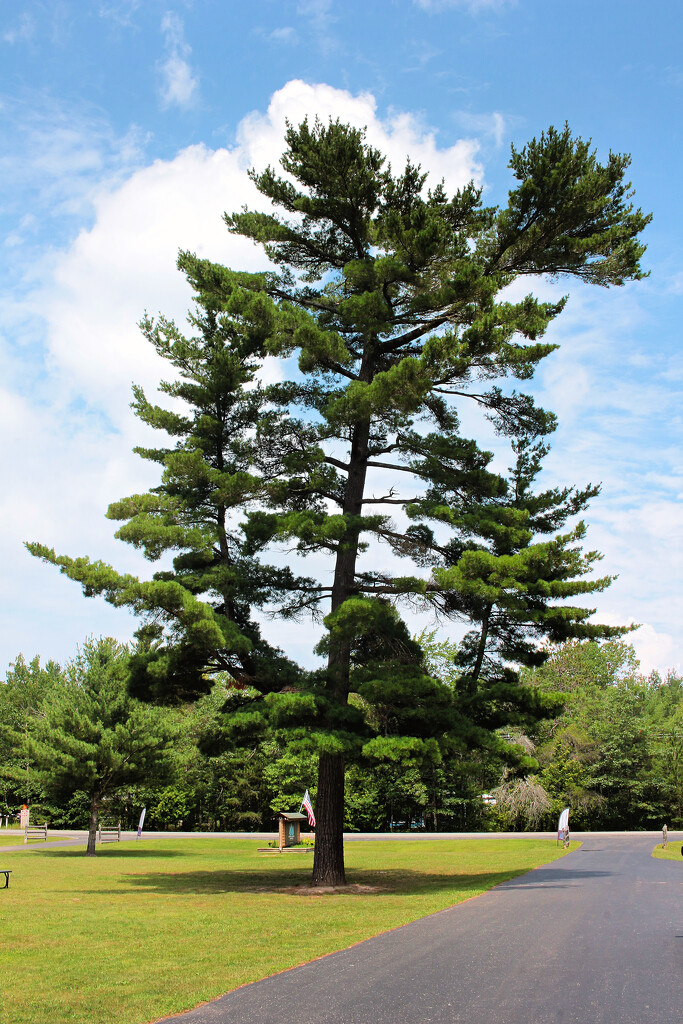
(652, 840), (683, 861)
(1, 837), (577, 1024)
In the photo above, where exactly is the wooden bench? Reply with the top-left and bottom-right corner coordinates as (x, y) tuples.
(1, 870), (11, 889)
(98, 823), (121, 843)
(24, 824), (48, 843)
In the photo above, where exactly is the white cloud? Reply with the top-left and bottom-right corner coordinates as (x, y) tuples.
(29, 80), (480, 423)
(157, 13), (199, 110)
(588, 497), (683, 622)
(158, 54), (200, 110)
(237, 80), (482, 192)
(597, 617), (682, 678)
(631, 624), (682, 677)
(34, 143), (265, 421)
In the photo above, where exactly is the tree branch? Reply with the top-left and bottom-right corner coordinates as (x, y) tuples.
(365, 460), (415, 474)
(362, 495), (422, 505)
(323, 456), (350, 472)
(378, 315), (451, 353)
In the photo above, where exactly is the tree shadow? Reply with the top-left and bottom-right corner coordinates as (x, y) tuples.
(79, 865), (598, 898)
(499, 867), (613, 888)
(36, 847), (188, 859)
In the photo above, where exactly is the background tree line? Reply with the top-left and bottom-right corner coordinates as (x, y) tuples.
(2, 636), (680, 837)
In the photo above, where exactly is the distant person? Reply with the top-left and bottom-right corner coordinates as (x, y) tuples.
(662, 824), (668, 847)
(563, 827), (570, 849)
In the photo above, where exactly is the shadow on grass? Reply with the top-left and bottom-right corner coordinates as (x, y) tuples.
(82, 867), (512, 897)
(36, 847), (189, 859)
(80, 863), (613, 898)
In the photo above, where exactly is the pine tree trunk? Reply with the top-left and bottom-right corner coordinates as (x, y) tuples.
(313, 415), (372, 886)
(471, 604), (492, 685)
(311, 752), (346, 885)
(86, 794), (99, 856)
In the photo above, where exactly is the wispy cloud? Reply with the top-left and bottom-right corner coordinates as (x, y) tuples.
(296, 0), (337, 52)
(452, 110), (508, 147)
(667, 270), (683, 294)
(414, 0), (515, 13)
(268, 26), (299, 45)
(296, 0), (334, 32)
(98, 2), (141, 27)
(403, 42), (441, 73)
(663, 65), (683, 87)
(157, 12), (200, 110)
(0, 94), (146, 244)
(2, 12), (35, 44)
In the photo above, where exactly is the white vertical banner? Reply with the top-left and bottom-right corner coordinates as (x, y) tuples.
(557, 807), (569, 840)
(137, 807), (146, 839)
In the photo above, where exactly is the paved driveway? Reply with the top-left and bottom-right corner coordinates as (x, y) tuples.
(166, 834), (682, 1024)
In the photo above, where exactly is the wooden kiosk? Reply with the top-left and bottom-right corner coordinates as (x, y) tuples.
(276, 811), (309, 850)
(257, 811), (313, 854)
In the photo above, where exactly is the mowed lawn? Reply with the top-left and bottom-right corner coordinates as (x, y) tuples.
(652, 840), (683, 861)
(1, 836), (576, 1024)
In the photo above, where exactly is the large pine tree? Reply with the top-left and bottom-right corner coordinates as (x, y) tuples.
(29, 120), (650, 883)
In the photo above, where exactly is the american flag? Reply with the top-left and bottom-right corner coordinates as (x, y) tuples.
(301, 789), (316, 828)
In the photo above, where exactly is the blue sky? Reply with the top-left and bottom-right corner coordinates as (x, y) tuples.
(1, 0), (682, 675)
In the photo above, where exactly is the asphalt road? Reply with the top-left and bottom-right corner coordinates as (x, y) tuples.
(164, 834), (682, 1024)
(0, 829), (638, 855)
(0, 829), (619, 854)
(0, 828), (672, 852)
